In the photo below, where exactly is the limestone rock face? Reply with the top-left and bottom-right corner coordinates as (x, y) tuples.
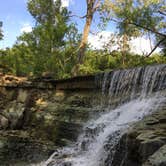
(0, 74), (100, 165)
(110, 106), (166, 166)
(2, 101), (25, 129)
(0, 130), (56, 165)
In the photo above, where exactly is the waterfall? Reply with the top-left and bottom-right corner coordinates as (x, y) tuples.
(37, 64), (166, 166)
(99, 64), (165, 106)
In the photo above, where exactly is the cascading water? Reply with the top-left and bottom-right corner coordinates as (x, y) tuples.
(36, 64), (166, 166)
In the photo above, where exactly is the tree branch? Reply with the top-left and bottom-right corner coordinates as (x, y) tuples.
(129, 22), (166, 37)
(93, 0), (101, 12)
(90, 30), (99, 35)
(158, 10), (166, 16)
(146, 37), (166, 57)
(69, 14), (87, 19)
(110, 18), (166, 37)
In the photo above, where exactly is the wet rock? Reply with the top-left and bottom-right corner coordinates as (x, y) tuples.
(110, 109), (166, 166)
(0, 130), (56, 165)
(61, 162), (72, 166)
(143, 144), (166, 166)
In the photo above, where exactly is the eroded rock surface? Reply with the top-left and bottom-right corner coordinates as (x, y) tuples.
(110, 104), (166, 166)
(0, 74), (100, 165)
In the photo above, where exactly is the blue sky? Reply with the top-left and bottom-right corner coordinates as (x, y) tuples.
(0, 0), (35, 48)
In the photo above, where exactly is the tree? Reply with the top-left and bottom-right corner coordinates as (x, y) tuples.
(10, 0), (81, 78)
(78, 0), (101, 64)
(27, 0), (70, 52)
(103, 0), (166, 56)
(72, 0), (102, 75)
(20, 0), (71, 76)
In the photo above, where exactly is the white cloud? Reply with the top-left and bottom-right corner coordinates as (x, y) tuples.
(88, 31), (117, 50)
(20, 23), (32, 33)
(61, 0), (69, 7)
(88, 31), (160, 55)
(129, 37), (160, 55)
(54, 0), (73, 7)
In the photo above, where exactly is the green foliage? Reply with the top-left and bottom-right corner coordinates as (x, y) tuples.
(103, 0), (166, 54)
(78, 50), (166, 75)
(1, 44), (165, 77)
(0, 30), (80, 78)
(0, 44), (34, 75)
(0, 0), (81, 78)
(104, 0), (165, 35)
(25, 0), (71, 77)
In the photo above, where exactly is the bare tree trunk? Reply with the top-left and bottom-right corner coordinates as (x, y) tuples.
(77, 14), (93, 64)
(122, 34), (128, 67)
(72, 0), (100, 76)
(148, 32), (153, 51)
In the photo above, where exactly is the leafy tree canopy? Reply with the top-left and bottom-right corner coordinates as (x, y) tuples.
(0, 0), (165, 78)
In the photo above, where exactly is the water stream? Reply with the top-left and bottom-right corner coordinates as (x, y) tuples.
(35, 64), (166, 166)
